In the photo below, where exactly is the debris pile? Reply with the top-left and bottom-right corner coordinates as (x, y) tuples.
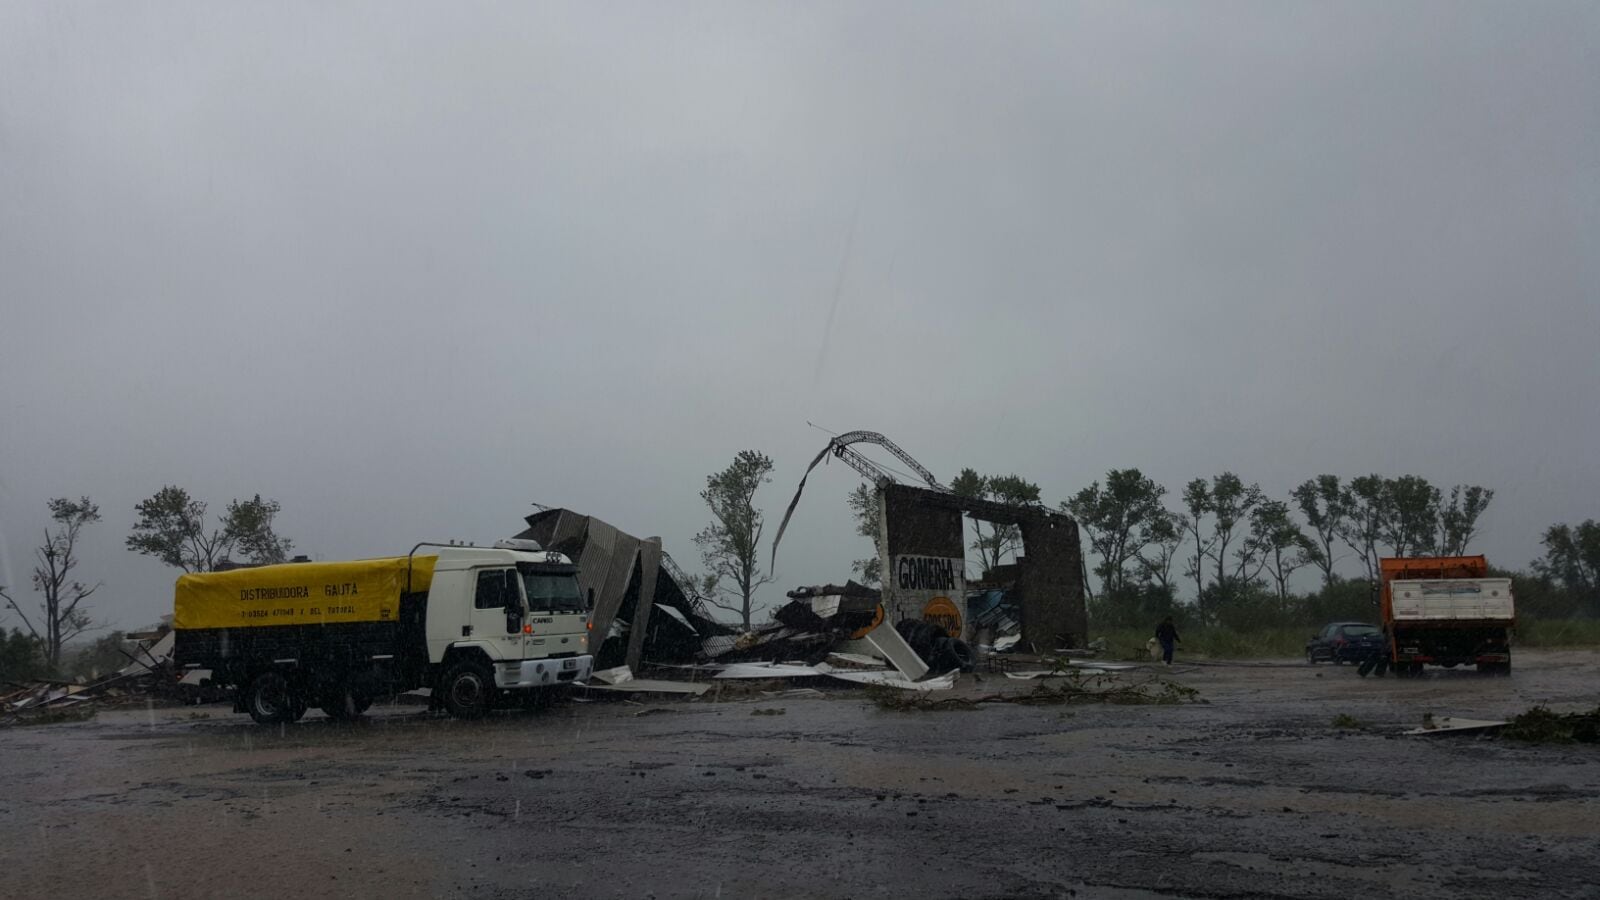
(1, 625), (226, 726)
(1500, 706), (1600, 744)
(869, 671), (1202, 711)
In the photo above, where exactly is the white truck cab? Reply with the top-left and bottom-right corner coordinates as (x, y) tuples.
(425, 544), (595, 704)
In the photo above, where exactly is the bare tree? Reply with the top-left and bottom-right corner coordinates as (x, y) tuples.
(4, 497), (102, 669)
(694, 451), (776, 631)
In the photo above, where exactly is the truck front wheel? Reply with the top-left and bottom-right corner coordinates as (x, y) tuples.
(245, 672), (298, 725)
(440, 661), (495, 718)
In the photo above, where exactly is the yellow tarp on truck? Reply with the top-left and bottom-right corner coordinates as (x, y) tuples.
(174, 556), (437, 630)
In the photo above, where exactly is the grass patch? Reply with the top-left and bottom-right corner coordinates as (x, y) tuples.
(1092, 627), (1310, 661)
(1515, 619), (1600, 648)
(1331, 713), (1361, 729)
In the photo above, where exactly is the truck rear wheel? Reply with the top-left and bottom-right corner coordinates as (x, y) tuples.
(320, 685), (368, 721)
(440, 661), (495, 718)
(245, 672), (297, 725)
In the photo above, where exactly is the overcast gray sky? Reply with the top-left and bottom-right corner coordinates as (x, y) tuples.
(2, 2), (1595, 634)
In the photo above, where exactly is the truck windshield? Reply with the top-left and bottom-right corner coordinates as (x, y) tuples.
(523, 573), (584, 612)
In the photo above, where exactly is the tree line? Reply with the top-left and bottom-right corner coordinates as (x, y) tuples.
(688, 450), (1596, 633)
(1, 486), (291, 679)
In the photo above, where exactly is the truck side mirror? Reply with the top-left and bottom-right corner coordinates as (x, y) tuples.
(505, 606), (523, 634)
(587, 587), (596, 611)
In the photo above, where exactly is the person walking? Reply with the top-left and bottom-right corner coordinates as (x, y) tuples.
(1154, 616), (1181, 666)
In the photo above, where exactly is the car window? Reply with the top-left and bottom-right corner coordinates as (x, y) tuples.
(1341, 625), (1380, 637)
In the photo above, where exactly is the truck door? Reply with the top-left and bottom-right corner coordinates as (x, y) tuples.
(470, 568), (526, 661)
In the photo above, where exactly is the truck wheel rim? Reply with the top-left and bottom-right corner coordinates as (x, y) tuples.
(452, 675), (484, 708)
(254, 683), (285, 718)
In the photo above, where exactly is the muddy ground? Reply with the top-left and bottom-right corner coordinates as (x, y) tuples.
(2, 650), (1596, 900)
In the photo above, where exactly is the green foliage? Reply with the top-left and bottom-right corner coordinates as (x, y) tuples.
(845, 482), (882, 586)
(224, 495), (293, 565)
(1301, 578), (1379, 624)
(1247, 500), (1312, 607)
(950, 468), (1041, 576)
(6, 497), (102, 669)
(0, 628), (50, 681)
(1500, 706), (1600, 744)
(1088, 583), (1180, 631)
(65, 630), (129, 681)
(1515, 619), (1600, 647)
(694, 450), (776, 630)
(1292, 475), (1348, 586)
(1065, 468), (1168, 597)
(1533, 520), (1599, 616)
(127, 486), (293, 572)
(1339, 474), (1388, 583)
(1438, 485), (1494, 556)
(1332, 713), (1362, 729)
(1381, 475), (1442, 557)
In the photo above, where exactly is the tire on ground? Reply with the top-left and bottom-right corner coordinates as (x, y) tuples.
(320, 684), (366, 721)
(440, 660), (495, 718)
(245, 671), (297, 726)
(948, 639), (976, 673)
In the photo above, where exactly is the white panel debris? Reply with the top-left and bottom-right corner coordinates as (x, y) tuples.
(864, 624), (930, 680)
(826, 669), (958, 692)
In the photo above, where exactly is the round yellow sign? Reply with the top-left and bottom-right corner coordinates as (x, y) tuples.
(850, 604), (886, 640)
(922, 596), (962, 636)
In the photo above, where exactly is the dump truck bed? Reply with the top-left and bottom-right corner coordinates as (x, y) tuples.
(1389, 578), (1514, 622)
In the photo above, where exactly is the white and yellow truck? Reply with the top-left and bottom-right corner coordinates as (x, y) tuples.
(173, 541), (594, 724)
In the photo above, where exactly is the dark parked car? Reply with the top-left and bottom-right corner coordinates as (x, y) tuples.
(1306, 622), (1384, 664)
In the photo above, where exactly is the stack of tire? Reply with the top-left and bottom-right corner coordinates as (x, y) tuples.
(895, 620), (976, 673)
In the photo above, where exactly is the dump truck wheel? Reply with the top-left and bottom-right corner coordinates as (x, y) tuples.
(245, 672), (296, 725)
(441, 661), (495, 718)
(1357, 658), (1375, 677)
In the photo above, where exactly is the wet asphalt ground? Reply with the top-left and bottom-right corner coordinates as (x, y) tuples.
(2, 649), (1596, 900)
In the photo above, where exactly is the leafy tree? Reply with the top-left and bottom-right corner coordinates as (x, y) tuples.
(1532, 520), (1599, 615)
(225, 495), (293, 564)
(0, 628), (49, 681)
(67, 630), (129, 681)
(1338, 475), (1389, 583)
(1134, 511), (1188, 595)
(127, 486), (294, 572)
(3, 497), (102, 669)
(1380, 475), (1441, 557)
(845, 482), (883, 586)
(1180, 479), (1216, 609)
(1184, 473), (1264, 622)
(1437, 485), (1494, 556)
(1065, 469), (1169, 598)
(950, 469), (1041, 576)
(694, 451), (776, 631)
(1291, 475), (1347, 586)
(1247, 500), (1312, 613)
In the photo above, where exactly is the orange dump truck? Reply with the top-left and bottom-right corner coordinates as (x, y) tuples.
(1378, 556), (1514, 676)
